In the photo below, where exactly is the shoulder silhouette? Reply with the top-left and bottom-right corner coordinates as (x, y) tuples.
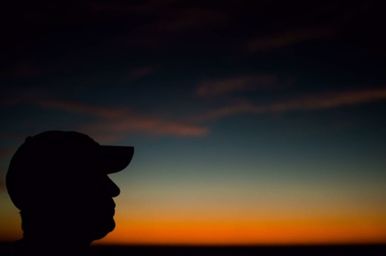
(6, 131), (134, 256)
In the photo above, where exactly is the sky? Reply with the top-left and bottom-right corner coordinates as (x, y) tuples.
(1, 0), (386, 245)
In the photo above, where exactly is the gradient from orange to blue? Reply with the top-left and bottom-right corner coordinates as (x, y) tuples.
(1, 0), (386, 245)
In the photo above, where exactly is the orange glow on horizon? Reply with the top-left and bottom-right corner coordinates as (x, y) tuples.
(99, 214), (386, 245)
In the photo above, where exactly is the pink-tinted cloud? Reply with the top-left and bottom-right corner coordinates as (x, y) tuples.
(192, 101), (258, 122)
(82, 116), (208, 142)
(33, 99), (208, 140)
(195, 87), (386, 121)
(247, 26), (336, 52)
(272, 87), (386, 111)
(2, 93), (209, 140)
(196, 75), (278, 97)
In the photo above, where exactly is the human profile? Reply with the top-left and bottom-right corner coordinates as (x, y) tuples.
(6, 131), (134, 255)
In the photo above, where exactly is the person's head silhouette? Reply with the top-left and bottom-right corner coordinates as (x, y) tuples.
(6, 131), (134, 255)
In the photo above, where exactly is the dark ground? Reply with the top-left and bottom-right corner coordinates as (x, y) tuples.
(1, 244), (386, 256)
(92, 245), (386, 256)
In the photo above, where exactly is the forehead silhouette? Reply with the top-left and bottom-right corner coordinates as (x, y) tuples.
(6, 131), (133, 209)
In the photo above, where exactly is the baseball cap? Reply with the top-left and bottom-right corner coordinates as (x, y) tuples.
(6, 130), (134, 209)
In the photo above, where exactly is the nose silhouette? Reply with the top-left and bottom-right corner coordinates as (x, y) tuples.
(107, 176), (120, 197)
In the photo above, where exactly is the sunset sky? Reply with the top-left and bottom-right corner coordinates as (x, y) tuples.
(1, 0), (386, 245)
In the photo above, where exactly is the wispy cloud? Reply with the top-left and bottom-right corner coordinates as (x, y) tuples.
(247, 26), (336, 52)
(4, 87), (386, 140)
(196, 75), (278, 97)
(194, 87), (386, 121)
(31, 99), (208, 141)
(1, 93), (209, 141)
(192, 101), (258, 122)
(82, 116), (208, 142)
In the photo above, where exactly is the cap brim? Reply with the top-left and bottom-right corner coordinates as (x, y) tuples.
(100, 146), (134, 173)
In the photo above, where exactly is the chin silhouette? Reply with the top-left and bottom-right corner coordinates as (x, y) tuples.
(6, 131), (134, 255)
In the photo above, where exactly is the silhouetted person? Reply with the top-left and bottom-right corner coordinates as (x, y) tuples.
(6, 131), (134, 256)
